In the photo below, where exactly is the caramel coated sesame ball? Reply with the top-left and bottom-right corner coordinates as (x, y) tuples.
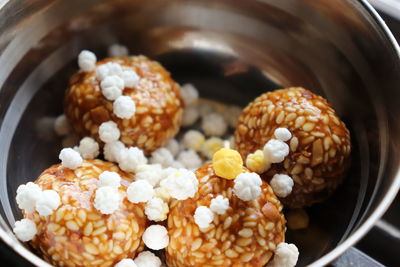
(65, 56), (183, 154)
(234, 87), (351, 208)
(166, 163), (285, 267)
(25, 160), (147, 267)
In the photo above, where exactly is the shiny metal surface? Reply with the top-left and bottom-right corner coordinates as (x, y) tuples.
(0, 0), (399, 266)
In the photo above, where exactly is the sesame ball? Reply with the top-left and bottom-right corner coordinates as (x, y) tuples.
(65, 55), (184, 154)
(24, 159), (147, 266)
(166, 163), (286, 267)
(234, 87), (351, 208)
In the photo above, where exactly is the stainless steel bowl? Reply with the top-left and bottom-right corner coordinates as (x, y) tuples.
(0, 0), (399, 266)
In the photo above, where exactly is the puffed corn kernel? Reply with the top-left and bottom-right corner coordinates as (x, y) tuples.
(212, 148), (243, 180)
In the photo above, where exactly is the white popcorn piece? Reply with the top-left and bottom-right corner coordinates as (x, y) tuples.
(222, 105), (242, 128)
(54, 114), (71, 136)
(150, 148), (174, 168)
(99, 121), (120, 143)
(118, 147), (147, 173)
(201, 113), (228, 137)
(108, 44), (129, 57)
(62, 134), (79, 148)
(177, 150), (202, 170)
(145, 197), (169, 221)
(113, 95), (136, 119)
(35, 190), (61, 216)
(135, 164), (163, 187)
(263, 139), (289, 164)
(59, 148), (83, 170)
(198, 101), (215, 117)
(115, 258), (137, 267)
(13, 219), (37, 242)
(270, 174), (294, 198)
(160, 168), (198, 200)
(16, 182), (43, 214)
(127, 180), (154, 204)
(180, 83), (199, 106)
(153, 186), (171, 202)
(201, 137), (224, 159)
(96, 62), (123, 81)
(78, 137), (99, 160)
(100, 75), (124, 101)
(194, 206), (214, 229)
(94, 187), (120, 214)
(104, 141), (126, 162)
(268, 242), (299, 267)
(182, 130), (205, 152)
(210, 195), (229, 215)
(78, 50), (97, 72)
(165, 138), (180, 157)
(233, 172), (262, 201)
(274, 128), (292, 142)
(99, 171), (121, 189)
(142, 225), (169, 250)
(121, 70), (140, 88)
(171, 161), (185, 169)
(134, 251), (162, 267)
(182, 106), (200, 127)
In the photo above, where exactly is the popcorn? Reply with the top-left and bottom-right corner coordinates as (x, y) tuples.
(127, 180), (154, 204)
(165, 138), (180, 157)
(104, 141), (126, 162)
(121, 70), (140, 88)
(134, 251), (162, 267)
(96, 62), (123, 81)
(153, 186), (171, 202)
(268, 242), (299, 267)
(171, 161), (185, 169)
(274, 127), (292, 142)
(222, 105), (242, 128)
(13, 219), (37, 242)
(108, 44), (129, 57)
(287, 209), (309, 230)
(98, 171), (121, 189)
(142, 225), (169, 250)
(78, 137), (99, 159)
(150, 148), (174, 168)
(182, 130), (205, 152)
(59, 148), (83, 169)
(201, 113), (227, 136)
(115, 258), (137, 267)
(78, 50), (96, 72)
(270, 174), (294, 198)
(16, 182), (43, 214)
(145, 197), (169, 221)
(54, 114), (71, 136)
(181, 107), (200, 127)
(245, 150), (270, 173)
(160, 168), (198, 200)
(201, 137), (224, 159)
(113, 95), (136, 119)
(94, 187), (120, 214)
(212, 148), (243, 180)
(99, 121), (120, 143)
(135, 164), (163, 186)
(233, 172), (262, 201)
(35, 190), (61, 216)
(198, 101), (215, 117)
(263, 139), (289, 164)
(210, 195), (229, 215)
(177, 150), (202, 170)
(100, 75), (124, 101)
(194, 206), (214, 228)
(118, 147), (147, 172)
(180, 83), (199, 106)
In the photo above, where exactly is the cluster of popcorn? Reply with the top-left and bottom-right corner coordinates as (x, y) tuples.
(245, 127), (295, 198)
(13, 182), (61, 241)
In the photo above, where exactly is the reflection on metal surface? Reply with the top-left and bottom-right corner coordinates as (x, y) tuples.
(0, 0), (399, 266)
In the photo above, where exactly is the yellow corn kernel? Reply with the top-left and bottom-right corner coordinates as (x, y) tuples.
(212, 148), (243, 179)
(287, 209), (309, 230)
(201, 137), (225, 159)
(246, 150), (270, 174)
